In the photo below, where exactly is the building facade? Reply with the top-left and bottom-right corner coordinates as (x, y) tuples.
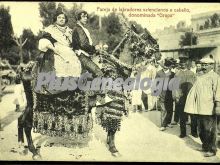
(191, 10), (220, 62)
(152, 10), (220, 64)
(152, 22), (189, 60)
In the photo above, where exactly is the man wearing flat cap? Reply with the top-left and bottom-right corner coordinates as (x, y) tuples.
(155, 58), (175, 131)
(72, 9), (103, 77)
(184, 56), (220, 157)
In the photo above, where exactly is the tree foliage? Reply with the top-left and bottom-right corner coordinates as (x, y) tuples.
(101, 13), (124, 52)
(1, 46), (19, 65)
(21, 29), (38, 51)
(20, 29), (38, 61)
(211, 13), (219, 28)
(0, 5), (14, 55)
(39, 2), (57, 27)
(179, 32), (197, 47)
(104, 12), (122, 35)
(200, 13), (220, 30)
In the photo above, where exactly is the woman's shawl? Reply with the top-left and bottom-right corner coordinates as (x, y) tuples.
(38, 24), (82, 77)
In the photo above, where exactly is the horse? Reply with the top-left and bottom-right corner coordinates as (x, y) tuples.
(17, 23), (159, 160)
(93, 26), (160, 156)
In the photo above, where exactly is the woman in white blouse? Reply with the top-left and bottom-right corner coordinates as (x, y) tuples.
(38, 9), (81, 77)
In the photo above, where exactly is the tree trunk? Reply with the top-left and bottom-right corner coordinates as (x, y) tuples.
(19, 46), (23, 64)
(28, 51), (31, 61)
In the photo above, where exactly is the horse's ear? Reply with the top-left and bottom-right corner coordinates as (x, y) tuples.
(131, 24), (137, 33)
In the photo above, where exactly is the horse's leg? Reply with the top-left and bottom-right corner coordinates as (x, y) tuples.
(24, 125), (38, 156)
(107, 129), (120, 156)
(20, 80), (41, 159)
(17, 107), (33, 152)
(19, 105), (40, 159)
(24, 124), (42, 160)
(17, 107), (32, 156)
(107, 131), (110, 144)
(23, 107), (41, 160)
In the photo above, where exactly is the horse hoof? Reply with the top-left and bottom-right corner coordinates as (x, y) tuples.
(19, 150), (28, 156)
(111, 151), (121, 157)
(109, 146), (121, 157)
(32, 154), (42, 160)
(19, 147), (28, 156)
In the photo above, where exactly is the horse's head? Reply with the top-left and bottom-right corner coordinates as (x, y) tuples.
(94, 15), (160, 78)
(124, 25), (160, 66)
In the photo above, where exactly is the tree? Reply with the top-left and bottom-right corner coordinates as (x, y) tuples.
(12, 35), (28, 64)
(1, 46), (20, 65)
(199, 25), (204, 30)
(204, 20), (210, 29)
(179, 31), (197, 47)
(211, 13), (219, 28)
(104, 12), (122, 35)
(39, 2), (57, 27)
(101, 13), (124, 52)
(0, 5), (14, 56)
(21, 29), (38, 61)
(88, 14), (99, 30)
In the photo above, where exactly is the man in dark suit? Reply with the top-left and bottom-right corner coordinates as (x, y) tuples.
(72, 9), (103, 77)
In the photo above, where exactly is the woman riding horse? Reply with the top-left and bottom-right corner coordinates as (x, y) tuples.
(17, 8), (95, 160)
(17, 8), (159, 159)
(33, 8), (95, 137)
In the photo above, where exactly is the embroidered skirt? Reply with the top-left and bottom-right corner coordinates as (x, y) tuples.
(33, 90), (93, 139)
(96, 91), (127, 132)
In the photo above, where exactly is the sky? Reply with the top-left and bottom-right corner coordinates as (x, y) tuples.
(0, 2), (220, 36)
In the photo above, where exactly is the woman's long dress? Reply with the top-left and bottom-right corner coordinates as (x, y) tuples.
(33, 24), (93, 139)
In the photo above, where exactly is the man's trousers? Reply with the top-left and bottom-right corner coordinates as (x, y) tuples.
(197, 115), (217, 154)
